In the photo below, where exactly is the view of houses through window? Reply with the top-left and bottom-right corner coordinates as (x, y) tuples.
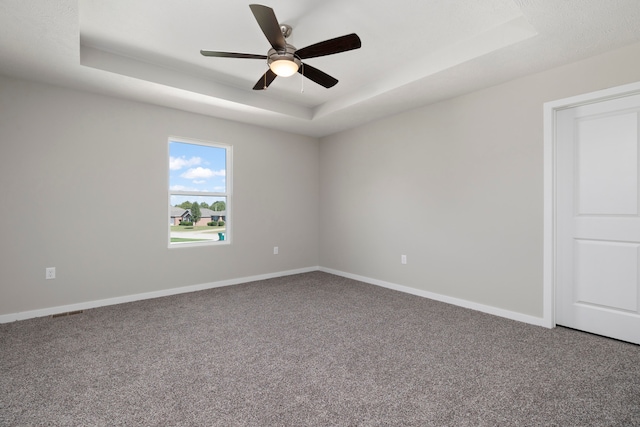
(169, 138), (230, 246)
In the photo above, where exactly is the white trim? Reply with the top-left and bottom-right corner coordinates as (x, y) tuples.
(542, 80), (640, 329)
(0, 266), (319, 324)
(3, 264), (556, 326)
(542, 97), (557, 329)
(319, 267), (547, 327)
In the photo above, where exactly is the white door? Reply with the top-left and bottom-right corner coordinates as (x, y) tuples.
(556, 93), (640, 344)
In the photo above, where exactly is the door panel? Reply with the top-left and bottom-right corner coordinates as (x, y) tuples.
(576, 113), (638, 215)
(556, 93), (640, 344)
(574, 240), (638, 312)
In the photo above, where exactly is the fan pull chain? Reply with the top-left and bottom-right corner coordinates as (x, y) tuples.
(300, 63), (304, 93)
(263, 65), (268, 90)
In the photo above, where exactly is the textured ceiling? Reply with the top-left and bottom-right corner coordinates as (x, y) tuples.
(2, 0), (640, 137)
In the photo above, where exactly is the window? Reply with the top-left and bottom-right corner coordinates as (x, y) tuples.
(168, 137), (231, 246)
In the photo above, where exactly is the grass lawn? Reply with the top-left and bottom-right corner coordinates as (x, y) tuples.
(170, 237), (209, 242)
(170, 225), (224, 232)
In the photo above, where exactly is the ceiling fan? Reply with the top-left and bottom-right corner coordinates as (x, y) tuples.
(200, 4), (361, 90)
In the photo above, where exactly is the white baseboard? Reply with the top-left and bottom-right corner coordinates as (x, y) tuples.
(319, 267), (548, 328)
(1, 266), (547, 328)
(0, 266), (320, 324)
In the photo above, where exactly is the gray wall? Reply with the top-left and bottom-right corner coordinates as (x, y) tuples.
(3, 40), (640, 320)
(0, 76), (320, 316)
(319, 42), (640, 318)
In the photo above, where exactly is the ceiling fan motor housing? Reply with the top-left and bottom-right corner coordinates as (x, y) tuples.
(267, 45), (301, 67)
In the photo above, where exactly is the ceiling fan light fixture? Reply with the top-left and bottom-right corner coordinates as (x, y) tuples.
(269, 59), (299, 77)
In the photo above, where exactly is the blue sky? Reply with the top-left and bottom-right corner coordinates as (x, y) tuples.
(169, 141), (226, 206)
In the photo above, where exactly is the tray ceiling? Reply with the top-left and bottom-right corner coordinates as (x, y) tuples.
(2, 0), (640, 136)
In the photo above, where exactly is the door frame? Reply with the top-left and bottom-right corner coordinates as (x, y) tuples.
(543, 80), (640, 329)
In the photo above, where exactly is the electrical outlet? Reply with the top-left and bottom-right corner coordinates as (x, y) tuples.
(401, 255), (407, 265)
(273, 246), (279, 255)
(46, 267), (56, 280)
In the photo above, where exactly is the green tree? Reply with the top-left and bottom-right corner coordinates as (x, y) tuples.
(199, 202), (210, 209)
(212, 201), (226, 211)
(190, 202), (202, 225)
(179, 201), (192, 209)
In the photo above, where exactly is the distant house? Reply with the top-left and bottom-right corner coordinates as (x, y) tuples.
(170, 207), (226, 226)
(170, 206), (189, 226)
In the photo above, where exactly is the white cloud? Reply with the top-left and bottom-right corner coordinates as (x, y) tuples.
(181, 167), (225, 179)
(193, 180), (206, 184)
(170, 156), (202, 170)
(169, 185), (196, 191)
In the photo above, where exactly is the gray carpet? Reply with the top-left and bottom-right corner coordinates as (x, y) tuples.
(1, 271), (639, 426)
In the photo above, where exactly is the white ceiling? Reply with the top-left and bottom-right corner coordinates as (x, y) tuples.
(2, 0), (640, 137)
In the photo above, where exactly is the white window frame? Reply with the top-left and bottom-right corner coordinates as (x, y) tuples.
(168, 136), (232, 248)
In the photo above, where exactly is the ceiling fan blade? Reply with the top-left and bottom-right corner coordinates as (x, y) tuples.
(253, 69), (278, 90)
(200, 50), (267, 59)
(299, 63), (338, 88)
(296, 33), (361, 59)
(249, 4), (286, 50)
